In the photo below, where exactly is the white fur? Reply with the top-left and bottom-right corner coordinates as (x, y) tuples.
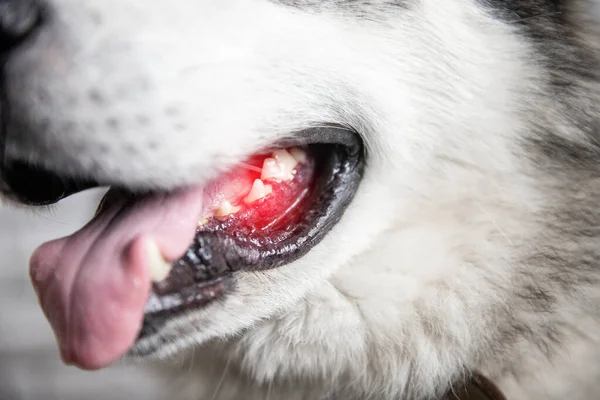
(4, 0), (600, 399)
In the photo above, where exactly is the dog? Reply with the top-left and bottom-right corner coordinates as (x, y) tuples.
(2, 0), (600, 399)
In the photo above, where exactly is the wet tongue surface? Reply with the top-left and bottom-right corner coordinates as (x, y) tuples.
(29, 187), (206, 370)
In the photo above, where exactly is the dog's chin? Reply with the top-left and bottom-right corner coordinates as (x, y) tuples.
(8, 125), (365, 369)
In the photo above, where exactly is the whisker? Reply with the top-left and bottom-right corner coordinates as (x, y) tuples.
(210, 355), (232, 400)
(188, 346), (196, 373)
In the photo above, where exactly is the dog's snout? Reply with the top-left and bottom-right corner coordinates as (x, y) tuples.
(0, 0), (42, 52)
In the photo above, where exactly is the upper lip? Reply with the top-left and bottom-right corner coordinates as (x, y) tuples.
(0, 160), (99, 205)
(0, 126), (363, 205)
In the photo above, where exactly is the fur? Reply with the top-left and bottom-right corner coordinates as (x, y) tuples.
(3, 0), (600, 398)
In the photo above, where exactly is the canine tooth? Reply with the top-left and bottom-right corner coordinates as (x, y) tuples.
(289, 147), (307, 164)
(261, 158), (284, 181)
(215, 200), (241, 217)
(244, 179), (273, 203)
(272, 149), (298, 181)
(146, 240), (172, 283)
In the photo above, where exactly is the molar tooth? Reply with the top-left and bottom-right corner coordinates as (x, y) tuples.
(215, 200), (241, 217)
(261, 158), (284, 181)
(146, 239), (172, 283)
(272, 149), (298, 181)
(244, 179), (273, 203)
(289, 147), (307, 164)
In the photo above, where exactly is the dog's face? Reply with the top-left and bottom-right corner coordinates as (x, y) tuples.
(3, 0), (597, 398)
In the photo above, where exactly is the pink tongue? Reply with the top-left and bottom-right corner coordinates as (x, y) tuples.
(29, 187), (205, 370)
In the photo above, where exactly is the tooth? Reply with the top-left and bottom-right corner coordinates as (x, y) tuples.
(146, 239), (172, 282)
(289, 147), (307, 164)
(261, 158), (284, 181)
(244, 179), (273, 203)
(197, 216), (209, 227)
(272, 149), (298, 181)
(215, 200), (241, 217)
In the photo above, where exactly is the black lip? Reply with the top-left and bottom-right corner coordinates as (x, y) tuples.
(135, 126), (365, 346)
(0, 160), (98, 205)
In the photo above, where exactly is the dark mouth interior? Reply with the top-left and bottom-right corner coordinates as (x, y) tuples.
(2, 127), (365, 341)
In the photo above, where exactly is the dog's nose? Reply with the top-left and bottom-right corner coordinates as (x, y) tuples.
(0, 0), (42, 51)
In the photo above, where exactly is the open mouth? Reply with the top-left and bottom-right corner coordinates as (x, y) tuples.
(13, 127), (364, 369)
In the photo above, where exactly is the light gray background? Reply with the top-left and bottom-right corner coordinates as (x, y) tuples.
(0, 190), (167, 400)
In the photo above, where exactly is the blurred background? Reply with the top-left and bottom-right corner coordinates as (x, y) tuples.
(0, 189), (167, 400)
